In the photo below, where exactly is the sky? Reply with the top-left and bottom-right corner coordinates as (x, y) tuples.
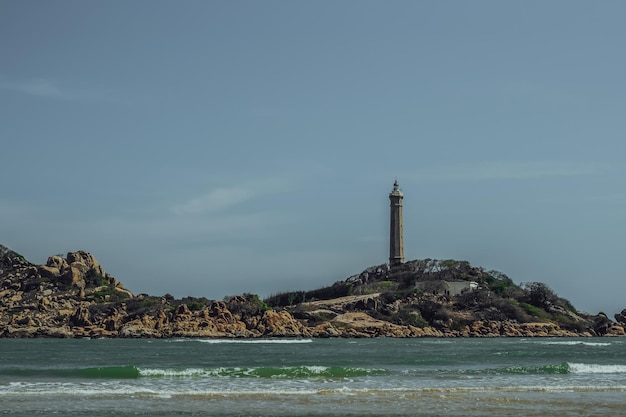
(1, 1), (625, 316)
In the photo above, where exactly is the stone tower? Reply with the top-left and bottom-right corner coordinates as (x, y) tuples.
(389, 179), (404, 266)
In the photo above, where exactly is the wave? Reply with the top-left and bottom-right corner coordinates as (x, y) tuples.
(4, 361), (626, 382)
(478, 362), (626, 375)
(0, 365), (383, 380)
(4, 381), (626, 398)
(0, 366), (141, 379)
(568, 363), (626, 374)
(138, 365), (385, 379)
(169, 338), (313, 344)
(541, 341), (612, 347)
(493, 363), (571, 375)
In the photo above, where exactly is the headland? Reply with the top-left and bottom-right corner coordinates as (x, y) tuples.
(1, 244), (624, 338)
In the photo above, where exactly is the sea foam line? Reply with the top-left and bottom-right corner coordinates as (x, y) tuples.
(543, 341), (612, 347)
(568, 363), (626, 374)
(4, 382), (626, 398)
(170, 338), (313, 344)
(136, 365), (384, 378)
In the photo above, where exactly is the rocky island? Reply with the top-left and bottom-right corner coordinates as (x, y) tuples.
(1, 244), (624, 338)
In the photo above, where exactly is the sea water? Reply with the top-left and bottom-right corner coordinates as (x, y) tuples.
(1, 337), (625, 416)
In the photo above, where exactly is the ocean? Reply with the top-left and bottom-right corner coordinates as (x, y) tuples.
(1, 337), (624, 416)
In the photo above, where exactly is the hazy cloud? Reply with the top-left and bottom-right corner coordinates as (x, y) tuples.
(0, 75), (122, 103)
(0, 76), (76, 99)
(173, 177), (293, 215)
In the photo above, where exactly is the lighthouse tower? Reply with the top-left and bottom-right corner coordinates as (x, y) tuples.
(389, 179), (405, 267)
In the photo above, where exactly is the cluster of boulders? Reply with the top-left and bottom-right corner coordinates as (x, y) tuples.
(1, 245), (625, 339)
(110, 299), (312, 339)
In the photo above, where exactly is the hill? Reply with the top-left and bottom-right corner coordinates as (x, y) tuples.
(1, 244), (624, 338)
(267, 259), (625, 336)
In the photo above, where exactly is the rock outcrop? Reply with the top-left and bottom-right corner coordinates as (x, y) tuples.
(0, 245), (623, 339)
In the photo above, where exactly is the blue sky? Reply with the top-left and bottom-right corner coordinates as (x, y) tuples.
(1, 1), (625, 315)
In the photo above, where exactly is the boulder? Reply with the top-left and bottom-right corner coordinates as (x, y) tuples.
(39, 265), (60, 280)
(606, 324), (625, 336)
(46, 256), (69, 273)
(259, 310), (309, 337)
(67, 251), (103, 271)
(70, 305), (92, 327)
(173, 304), (192, 320)
(38, 326), (73, 338)
(114, 287), (133, 299)
(592, 313), (613, 336)
(62, 262), (89, 287)
(118, 323), (162, 338)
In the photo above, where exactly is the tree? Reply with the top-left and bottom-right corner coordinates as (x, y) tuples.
(522, 282), (558, 309)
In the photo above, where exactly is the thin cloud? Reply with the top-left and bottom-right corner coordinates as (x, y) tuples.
(174, 187), (253, 214)
(405, 161), (607, 184)
(173, 177), (292, 215)
(0, 77), (75, 99)
(0, 75), (122, 103)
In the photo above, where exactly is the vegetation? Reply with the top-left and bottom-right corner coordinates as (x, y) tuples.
(0, 241), (603, 337)
(85, 270), (109, 287)
(226, 293), (270, 318)
(265, 283), (352, 307)
(265, 258), (593, 333)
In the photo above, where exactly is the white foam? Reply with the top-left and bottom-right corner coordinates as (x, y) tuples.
(138, 367), (209, 377)
(568, 363), (626, 374)
(302, 366), (329, 374)
(1, 381), (323, 397)
(543, 341), (612, 347)
(0, 381), (159, 397)
(170, 338), (313, 344)
(4, 381), (626, 398)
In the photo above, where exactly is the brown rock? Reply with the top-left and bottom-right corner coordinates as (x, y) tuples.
(259, 310), (309, 337)
(310, 322), (340, 337)
(39, 265), (61, 279)
(4, 325), (38, 338)
(39, 326), (73, 338)
(66, 251), (105, 276)
(70, 305), (92, 327)
(174, 304), (192, 320)
(606, 325), (625, 336)
(46, 256), (69, 273)
(62, 262), (89, 287)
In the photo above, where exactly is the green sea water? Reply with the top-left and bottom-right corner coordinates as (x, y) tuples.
(1, 337), (625, 416)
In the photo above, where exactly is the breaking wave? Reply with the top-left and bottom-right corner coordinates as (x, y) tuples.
(483, 362), (626, 375)
(169, 338), (313, 344)
(138, 365), (385, 379)
(3, 362), (626, 382)
(568, 363), (626, 374)
(0, 365), (383, 380)
(541, 341), (612, 347)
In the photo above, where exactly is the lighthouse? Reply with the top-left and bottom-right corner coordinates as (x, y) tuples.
(389, 180), (404, 267)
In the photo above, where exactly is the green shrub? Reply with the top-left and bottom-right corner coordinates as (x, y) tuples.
(520, 302), (549, 319)
(187, 301), (206, 311)
(266, 284), (351, 307)
(141, 298), (160, 308)
(489, 280), (510, 295)
(227, 294), (271, 318)
(90, 286), (114, 300)
(84, 270), (109, 287)
(554, 313), (589, 332)
(557, 297), (578, 313)
(396, 306), (429, 328)
(249, 294), (270, 312)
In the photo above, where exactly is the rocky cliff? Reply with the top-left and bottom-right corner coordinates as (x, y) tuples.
(1, 245), (624, 338)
